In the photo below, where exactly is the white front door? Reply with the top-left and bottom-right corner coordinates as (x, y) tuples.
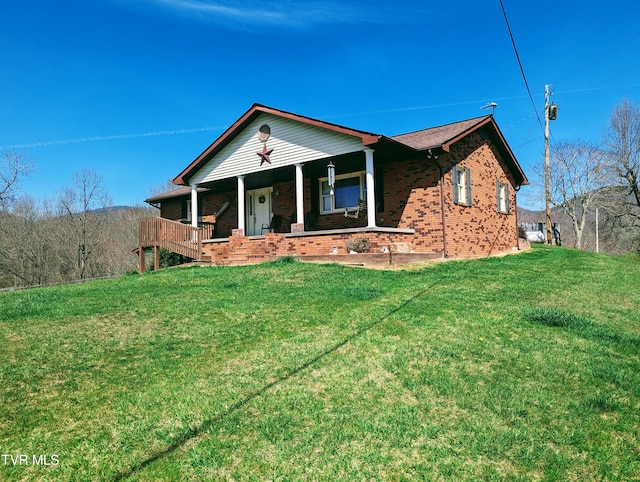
(246, 188), (272, 236)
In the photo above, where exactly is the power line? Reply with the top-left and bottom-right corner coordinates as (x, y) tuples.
(498, 0), (544, 134)
(554, 34), (640, 86)
(589, 63), (640, 90)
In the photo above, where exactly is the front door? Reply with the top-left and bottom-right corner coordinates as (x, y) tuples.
(246, 188), (272, 236)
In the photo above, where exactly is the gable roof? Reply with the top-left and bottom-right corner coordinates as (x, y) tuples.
(173, 103), (385, 186)
(392, 115), (528, 186)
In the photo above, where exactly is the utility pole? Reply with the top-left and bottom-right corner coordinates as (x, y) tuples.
(544, 85), (558, 245)
(595, 207), (599, 253)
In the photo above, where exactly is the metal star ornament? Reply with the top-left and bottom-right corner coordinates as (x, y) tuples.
(256, 124), (273, 166)
(256, 143), (273, 166)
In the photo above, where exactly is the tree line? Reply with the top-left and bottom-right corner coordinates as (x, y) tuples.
(536, 98), (640, 253)
(0, 157), (154, 288)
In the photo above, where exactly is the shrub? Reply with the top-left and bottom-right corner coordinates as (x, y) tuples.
(148, 248), (192, 270)
(345, 236), (371, 253)
(270, 256), (296, 265)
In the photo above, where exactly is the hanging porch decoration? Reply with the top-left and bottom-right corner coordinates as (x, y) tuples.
(256, 124), (273, 166)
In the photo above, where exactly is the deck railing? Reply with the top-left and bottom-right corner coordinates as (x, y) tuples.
(138, 217), (209, 260)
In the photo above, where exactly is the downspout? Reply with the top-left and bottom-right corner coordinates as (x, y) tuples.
(430, 149), (448, 258)
(514, 183), (522, 250)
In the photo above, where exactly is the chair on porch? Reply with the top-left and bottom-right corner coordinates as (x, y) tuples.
(261, 214), (283, 234)
(344, 199), (366, 219)
(281, 213), (297, 232)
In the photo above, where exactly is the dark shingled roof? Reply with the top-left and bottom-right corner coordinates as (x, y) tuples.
(391, 115), (492, 151)
(144, 185), (210, 205)
(392, 115), (528, 186)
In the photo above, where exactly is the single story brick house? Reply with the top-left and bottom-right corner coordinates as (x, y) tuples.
(138, 103), (528, 270)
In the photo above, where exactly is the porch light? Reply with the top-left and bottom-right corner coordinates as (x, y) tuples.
(327, 162), (336, 195)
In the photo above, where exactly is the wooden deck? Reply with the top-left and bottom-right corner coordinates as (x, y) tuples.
(137, 217), (213, 271)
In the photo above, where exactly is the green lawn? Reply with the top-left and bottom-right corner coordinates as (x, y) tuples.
(1, 246), (639, 481)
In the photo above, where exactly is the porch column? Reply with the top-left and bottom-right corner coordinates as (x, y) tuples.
(190, 184), (198, 228)
(295, 163), (304, 226)
(365, 148), (376, 227)
(236, 175), (245, 235)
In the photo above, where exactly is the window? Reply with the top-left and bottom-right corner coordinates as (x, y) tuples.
(497, 180), (510, 214)
(320, 171), (366, 214)
(453, 166), (472, 207)
(183, 199), (202, 222)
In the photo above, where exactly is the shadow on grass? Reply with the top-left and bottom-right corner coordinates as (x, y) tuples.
(524, 308), (640, 351)
(113, 277), (442, 481)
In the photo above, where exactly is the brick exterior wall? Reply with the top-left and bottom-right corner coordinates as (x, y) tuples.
(381, 158), (444, 253)
(439, 132), (518, 257)
(160, 199), (182, 221)
(160, 192), (238, 238)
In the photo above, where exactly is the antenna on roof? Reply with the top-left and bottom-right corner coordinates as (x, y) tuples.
(481, 102), (498, 115)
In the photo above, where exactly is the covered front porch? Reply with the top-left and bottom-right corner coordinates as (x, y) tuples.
(184, 147), (381, 238)
(137, 147), (440, 270)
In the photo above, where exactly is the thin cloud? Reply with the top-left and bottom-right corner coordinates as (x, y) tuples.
(0, 127), (224, 151)
(137, 0), (410, 28)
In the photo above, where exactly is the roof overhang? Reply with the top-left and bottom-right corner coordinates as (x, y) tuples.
(144, 185), (210, 207)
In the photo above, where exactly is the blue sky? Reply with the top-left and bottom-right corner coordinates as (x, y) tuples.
(1, 0), (639, 209)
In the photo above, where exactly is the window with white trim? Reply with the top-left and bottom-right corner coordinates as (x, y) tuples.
(453, 166), (472, 207)
(497, 180), (510, 214)
(320, 171), (366, 214)
(183, 199), (202, 222)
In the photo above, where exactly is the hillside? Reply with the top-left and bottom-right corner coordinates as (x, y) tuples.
(1, 246), (639, 480)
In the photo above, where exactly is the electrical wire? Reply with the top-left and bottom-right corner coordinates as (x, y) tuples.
(498, 0), (544, 135)
(554, 34), (640, 86)
(589, 63), (640, 90)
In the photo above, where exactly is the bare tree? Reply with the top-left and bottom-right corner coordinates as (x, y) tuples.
(56, 168), (112, 280)
(0, 151), (33, 208)
(603, 98), (640, 208)
(549, 140), (612, 249)
(0, 196), (62, 287)
(598, 99), (640, 252)
(147, 177), (179, 197)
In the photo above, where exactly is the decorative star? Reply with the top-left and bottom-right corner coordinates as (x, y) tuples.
(256, 143), (273, 166)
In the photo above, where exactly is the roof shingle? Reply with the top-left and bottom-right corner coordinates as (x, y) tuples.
(391, 115), (492, 151)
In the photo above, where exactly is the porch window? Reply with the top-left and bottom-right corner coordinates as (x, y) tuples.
(320, 171), (366, 214)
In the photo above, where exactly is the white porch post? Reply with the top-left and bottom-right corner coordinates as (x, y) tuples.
(237, 175), (246, 235)
(190, 184), (198, 228)
(295, 163), (304, 226)
(365, 148), (376, 227)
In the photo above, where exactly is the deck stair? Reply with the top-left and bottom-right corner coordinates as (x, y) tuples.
(137, 217), (210, 271)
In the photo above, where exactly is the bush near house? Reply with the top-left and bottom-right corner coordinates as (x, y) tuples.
(345, 235), (372, 253)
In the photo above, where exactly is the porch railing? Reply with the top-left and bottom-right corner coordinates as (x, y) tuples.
(138, 217), (208, 260)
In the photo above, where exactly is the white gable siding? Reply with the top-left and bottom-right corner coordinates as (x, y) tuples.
(190, 113), (364, 185)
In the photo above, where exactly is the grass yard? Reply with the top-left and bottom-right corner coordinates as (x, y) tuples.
(1, 245), (639, 481)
